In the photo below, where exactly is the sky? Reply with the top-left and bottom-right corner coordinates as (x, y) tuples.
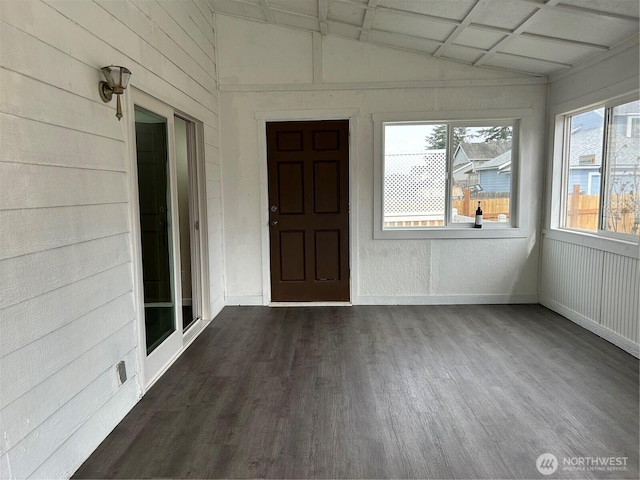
(385, 124), (489, 154)
(385, 124), (438, 154)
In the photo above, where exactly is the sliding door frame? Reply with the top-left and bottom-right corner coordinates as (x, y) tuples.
(127, 88), (210, 392)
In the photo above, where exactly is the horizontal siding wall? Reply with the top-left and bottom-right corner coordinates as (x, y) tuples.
(0, 1), (222, 479)
(540, 236), (639, 356)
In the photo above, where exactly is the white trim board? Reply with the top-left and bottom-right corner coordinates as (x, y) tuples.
(541, 296), (640, 358)
(269, 302), (352, 307)
(220, 77), (547, 92)
(225, 295), (264, 306)
(352, 294), (539, 305)
(255, 108), (360, 306)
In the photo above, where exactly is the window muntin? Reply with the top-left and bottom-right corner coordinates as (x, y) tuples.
(383, 122), (515, 229)
(561, 99), (640, 238)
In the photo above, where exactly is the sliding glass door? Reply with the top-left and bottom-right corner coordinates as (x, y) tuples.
(132, 93), (205, 387)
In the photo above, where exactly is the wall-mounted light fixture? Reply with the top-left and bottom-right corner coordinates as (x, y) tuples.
(99, 65), (132, 121)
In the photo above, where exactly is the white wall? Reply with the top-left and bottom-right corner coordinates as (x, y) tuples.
(541, 40), (640, 356)
(0, 1), (223, 478)
(217, 16), (547, 305)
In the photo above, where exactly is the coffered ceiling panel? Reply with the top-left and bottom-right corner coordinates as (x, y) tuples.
(272, 9), (320, 30)
(469, 1), (538, 30)
(484, 52), (567, 75)
(329, 1), (367, 25)
(329, 21), (362, 40)
(441, 44), (485, 64)
(501, 35), (601, 65)
(209, 0), (640, 77)
(454, 27), (506, 51)
(379, 0), (477, 20)
(526, 9), (638, 46)
(559, 0), (639, 18)
(367, 28), (441, 53)
(269, 0), (318, 17)
(373, 10), (457, 41)
(211, 0), (267, 21)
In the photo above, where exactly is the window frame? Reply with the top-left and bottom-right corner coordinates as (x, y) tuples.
(557, 95), (640, 241)
(373, 109), (531, 240)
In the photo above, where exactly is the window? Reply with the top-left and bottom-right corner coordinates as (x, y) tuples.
(561, 99), (640, 237)
(380, 121), (517, 230)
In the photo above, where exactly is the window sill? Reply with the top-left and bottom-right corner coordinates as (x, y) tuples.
(544, 228), (640, 259)
(374, 225), (527, 240)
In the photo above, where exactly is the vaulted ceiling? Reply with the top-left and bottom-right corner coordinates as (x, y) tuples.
(208, 0), (640, 77)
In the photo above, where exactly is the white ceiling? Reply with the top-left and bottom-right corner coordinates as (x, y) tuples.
(208, 0), (640, 77)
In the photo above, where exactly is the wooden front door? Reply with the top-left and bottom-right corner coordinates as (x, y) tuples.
(267, 120), (350, 301)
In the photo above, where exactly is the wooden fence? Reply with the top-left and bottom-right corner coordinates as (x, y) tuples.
(567, 184), (639, 234)
(452, 188), (510, 221)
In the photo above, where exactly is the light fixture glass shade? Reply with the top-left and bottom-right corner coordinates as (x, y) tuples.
(101, 65), (132, 90)
(99, 65), (132, 121)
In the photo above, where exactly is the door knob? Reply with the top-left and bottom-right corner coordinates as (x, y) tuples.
(270, 220), (279, 226)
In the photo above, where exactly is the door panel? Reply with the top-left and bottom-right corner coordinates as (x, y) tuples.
(136, 123), (172, 304)
(267, 120), (350, 301)
(279, 230), (306, 281)
(134, 109), (176, 355)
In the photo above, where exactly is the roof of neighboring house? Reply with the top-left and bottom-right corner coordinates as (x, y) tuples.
(568, 128), (640, 166)
(453, 140), (511, 166)
(476, 150), (512, 171)
(613, 101), (640, 115)
(453, 161), (473, 174)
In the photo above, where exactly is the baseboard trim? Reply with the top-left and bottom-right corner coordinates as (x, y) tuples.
(540, 296), (640, 358)
(269, 302), (352, 307)
(352, 294), (539, 305)
(225, 295), (264, 306)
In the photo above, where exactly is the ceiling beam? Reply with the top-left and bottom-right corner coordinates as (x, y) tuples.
(376, 6), (461, 26)
(514, 0), (640, 23)
(433, 0), (485, 58)
(474, 0), (560, 67)
(553, 3), (639, 23)
(469, 23), (609, 51)
(496, 51), (572, 68)
(319, 0), (329, 35)
(518, 32), (609, 51)
(366, 26), (446, 50)
(258, 0), (275, 23)
(359, 0), (378, 42)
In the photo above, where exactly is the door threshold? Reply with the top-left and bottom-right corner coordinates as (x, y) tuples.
(269, 302), (352, 307)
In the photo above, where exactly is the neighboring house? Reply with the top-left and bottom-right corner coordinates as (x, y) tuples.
(611, 100), (640, 137)
(567, 125), (640, 195)
(571, 108), (604, 131)
(476, 150), (512, 193)
(471, 117), (639, 196)
(452, 140), (511, 189)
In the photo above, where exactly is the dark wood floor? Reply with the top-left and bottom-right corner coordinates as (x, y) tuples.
(73, 305), (639, 479)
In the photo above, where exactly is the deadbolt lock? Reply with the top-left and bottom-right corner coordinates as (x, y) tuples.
(270, 205), (278, 212)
